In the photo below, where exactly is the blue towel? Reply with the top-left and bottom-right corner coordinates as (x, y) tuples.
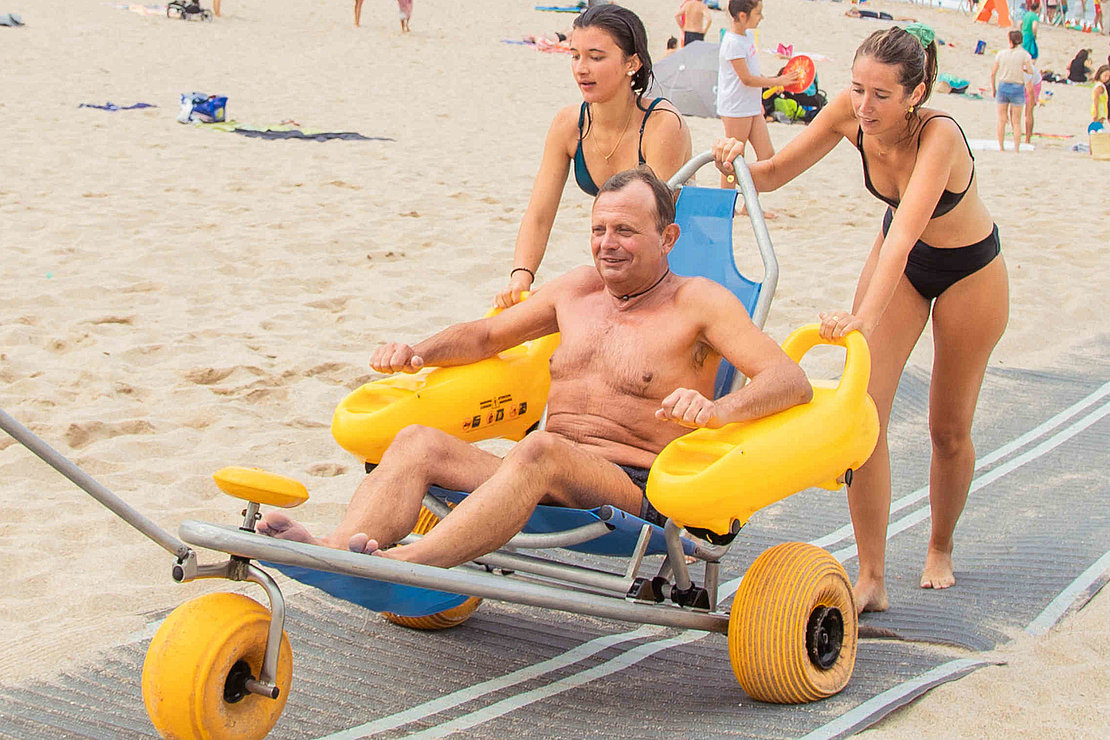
(78, 102), (156, 111)
(1, 13), (25, 26)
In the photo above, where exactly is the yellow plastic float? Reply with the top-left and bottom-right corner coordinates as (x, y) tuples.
(646, 324), (880, 537)
(332, 301), (560, 464)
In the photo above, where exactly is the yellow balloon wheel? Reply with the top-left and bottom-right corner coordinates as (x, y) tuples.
(382, 505), (482, 630)
(729, 542), (857, 703)
(142, 592), (293, 740)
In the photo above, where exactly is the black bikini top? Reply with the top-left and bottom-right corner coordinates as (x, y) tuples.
(574, 97), (665, 197)
(855, 114), (975, 219)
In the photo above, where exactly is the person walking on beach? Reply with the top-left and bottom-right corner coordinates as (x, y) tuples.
(714, 23), (1009, 613)
(397, 0), (412, 32)
(676, 0), (712, 46)
(992, 30), (1035, 152)
(716, 0), (802, 190)
(1021, 1), (1042, 144)
(496, 4), (691, 308)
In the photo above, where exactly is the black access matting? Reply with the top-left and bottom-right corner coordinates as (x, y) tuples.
(0, 337), (1107, 739)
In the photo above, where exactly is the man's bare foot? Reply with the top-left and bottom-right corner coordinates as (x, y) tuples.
(257, 511), (323, 546)
(348, 533), (382, 555)
(853, 578), (889, 614)
(921, 547), (955, 589)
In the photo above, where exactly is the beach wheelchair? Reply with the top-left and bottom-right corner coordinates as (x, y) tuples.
(0, 153), (879, 739)
(167, 0), (213, 22)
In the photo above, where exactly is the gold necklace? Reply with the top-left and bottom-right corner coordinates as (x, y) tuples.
(593, 104), (635, 161)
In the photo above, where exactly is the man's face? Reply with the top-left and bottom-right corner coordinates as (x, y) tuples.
(590, 181), (674, 283)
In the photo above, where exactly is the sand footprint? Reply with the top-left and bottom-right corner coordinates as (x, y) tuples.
(64, 419), (155, 450)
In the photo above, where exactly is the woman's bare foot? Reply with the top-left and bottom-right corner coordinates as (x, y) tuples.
(853, 577), (889, 614)
(257, 511), (324, 545)
(348, 532), (382, 555)
(921, 547), (956, 589)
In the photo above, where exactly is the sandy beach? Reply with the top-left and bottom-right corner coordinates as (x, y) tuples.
(1, 0), (1107, 735)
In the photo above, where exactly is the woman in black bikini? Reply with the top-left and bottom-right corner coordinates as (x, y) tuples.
(495, 4), (691, 308)
(714, 24), (1009, 613)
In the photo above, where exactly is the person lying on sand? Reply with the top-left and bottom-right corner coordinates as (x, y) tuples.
(258, 167), (811, 568)
(845, 7), (916, 21)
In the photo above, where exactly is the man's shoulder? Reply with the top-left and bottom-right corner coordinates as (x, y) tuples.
(672, 275), (741, 310)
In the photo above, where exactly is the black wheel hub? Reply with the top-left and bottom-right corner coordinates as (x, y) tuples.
(223, 660), (254, 704)
(806, 606), (844, 670)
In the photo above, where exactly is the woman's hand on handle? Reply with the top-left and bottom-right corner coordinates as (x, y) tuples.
(711, 137), (746, 179)
(495, 270), (534, 309)
(818, 311), (867, 340)
(370, 343), (425, 374)
(656, 387), (721, 429)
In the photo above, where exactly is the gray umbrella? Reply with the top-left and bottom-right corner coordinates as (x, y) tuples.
(648, 40), (720, 119)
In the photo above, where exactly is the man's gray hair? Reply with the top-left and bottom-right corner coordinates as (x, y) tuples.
(596, 166), (676, 234)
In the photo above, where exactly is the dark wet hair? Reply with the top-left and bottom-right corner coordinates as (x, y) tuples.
(596, 166), (676, 234)
(666, 36), (678, 50)
(1026, 0), (1040, 10)
(1073, 49), (1090, 65)
(855, 27), (939, 112)
(573, 4), (654, 104)
(1008, 30), (1023, 47)
(728, 0), (761, 19)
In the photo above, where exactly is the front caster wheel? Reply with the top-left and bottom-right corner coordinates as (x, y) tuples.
(383, 505), (482, 629)
(728, 542), (857, 703)
(142, 592), (293, 739)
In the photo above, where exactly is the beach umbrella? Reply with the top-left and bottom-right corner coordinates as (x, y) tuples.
(648, 40), (719, 119)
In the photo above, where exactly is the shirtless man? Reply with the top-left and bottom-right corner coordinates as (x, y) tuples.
(258, 167), (811, 567)
(675, 0), (712, 46)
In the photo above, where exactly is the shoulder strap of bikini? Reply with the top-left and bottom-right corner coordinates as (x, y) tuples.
(578, 102), (588, 142)
(918, 114), (974, 160)
(637, 97), (667, 163)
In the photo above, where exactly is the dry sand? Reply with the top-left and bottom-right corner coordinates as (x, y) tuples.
(1, 0), (1107, 735)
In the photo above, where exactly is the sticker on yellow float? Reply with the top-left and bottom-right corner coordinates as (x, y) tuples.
(331, 296), (560, 464)
(646, 324), (880, 538)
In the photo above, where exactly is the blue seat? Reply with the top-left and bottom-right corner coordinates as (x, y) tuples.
(669, 185), (765, 399)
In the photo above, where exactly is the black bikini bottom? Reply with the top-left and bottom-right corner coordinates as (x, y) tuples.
(617, 464), (667, 527)
(882, 207), (1001, 300)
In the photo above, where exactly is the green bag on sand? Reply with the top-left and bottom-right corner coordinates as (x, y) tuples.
(773, 98), (806, 121)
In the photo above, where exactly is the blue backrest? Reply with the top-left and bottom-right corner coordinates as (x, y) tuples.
(668, 185), (763, 399)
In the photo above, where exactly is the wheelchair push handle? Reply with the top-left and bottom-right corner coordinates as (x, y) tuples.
(780, 324), (872, 404)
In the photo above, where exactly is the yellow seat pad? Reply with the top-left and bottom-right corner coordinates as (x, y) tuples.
(212, 466), (309, 508)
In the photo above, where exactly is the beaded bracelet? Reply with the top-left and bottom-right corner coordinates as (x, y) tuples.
(510, 267), (535, 280)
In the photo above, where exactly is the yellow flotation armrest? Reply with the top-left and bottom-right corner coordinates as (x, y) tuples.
(213, 466), (309, 508)
(332, 296), (560, 464)
(646, 324), (879, 537)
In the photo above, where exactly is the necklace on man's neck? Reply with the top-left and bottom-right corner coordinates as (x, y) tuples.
(593, 103), (635, 161)
(615, 269), (670, 302)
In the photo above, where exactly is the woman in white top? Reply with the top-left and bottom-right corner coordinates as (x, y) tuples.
(716, 0), (800, 187)
(991, 30), (1035, 153)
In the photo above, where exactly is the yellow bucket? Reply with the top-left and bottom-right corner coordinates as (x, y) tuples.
(1092, 132), (1110, 161)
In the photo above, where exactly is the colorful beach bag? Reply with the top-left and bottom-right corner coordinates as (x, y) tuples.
(176, 92), (228, 123)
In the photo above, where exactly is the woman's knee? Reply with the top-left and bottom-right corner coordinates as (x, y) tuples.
(930, 423), (973, 459)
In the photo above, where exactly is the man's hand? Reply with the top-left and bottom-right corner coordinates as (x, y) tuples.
(656, 387), (721, 429)
(369, 343), (425, 374)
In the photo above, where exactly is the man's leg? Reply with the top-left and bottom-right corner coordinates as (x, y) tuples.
(382, 431), (646, 567)
(259, 425), (502, 551)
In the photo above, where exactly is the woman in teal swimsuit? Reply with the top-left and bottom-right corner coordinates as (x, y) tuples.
(714, 25), (1009, 613)
(496, 5), (691, 308)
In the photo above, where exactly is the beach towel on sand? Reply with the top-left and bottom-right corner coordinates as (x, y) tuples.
(199, 121), (394, 142)
(79, 102), (156, 111)
(1, 12), (24, 25)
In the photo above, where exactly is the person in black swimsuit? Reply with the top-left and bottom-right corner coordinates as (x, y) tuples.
(713, 24), (1009, 613)
(495, 4), (691, 308)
